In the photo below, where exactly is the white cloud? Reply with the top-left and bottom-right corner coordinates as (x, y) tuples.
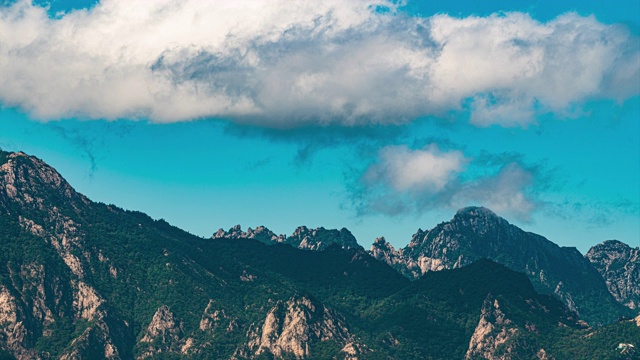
(0, 1), (637, 126)
(450, 163), (537, 221)
(363, 144), (467, 192)
(354, 146), (538, 221)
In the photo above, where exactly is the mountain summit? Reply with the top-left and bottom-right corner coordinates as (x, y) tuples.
(213, 224), (362, 251)
(371, 206), (631, 325)
(587, 240), (640, 310)
(1, 150), (637, 359)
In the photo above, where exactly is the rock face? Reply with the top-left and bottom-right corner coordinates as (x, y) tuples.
(213, 225), (286, 245)
(246, 296), (356, 359)
(586, 240), (640, 310)
(286, 226), (361, 251)
(1, 149), (637, 359)
(387, 207), (628, 325)
(139, 306), (185, 358)
(199, 299), (226, 332)
(465, 296), (518, 360)
(214, 225), (362, 251)
(368, 237), (421, 278)
(0, 152), (130, 359)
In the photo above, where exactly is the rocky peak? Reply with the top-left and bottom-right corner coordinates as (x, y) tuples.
(371, 236), (392, 249)
(213, 224), (362, 251)
(407, 228), (427, 248)
(212, 225), (285, 245)
(586, 240), (640, 309)
(452, 206), (504, 233)
(407, 207), (502, 250)
(455, 206), (498, 219)
(287, 226), (361, 251)
(291, 225), (310, 238)
(368, 237), (398, 264)
(212, 224), (245, 240)
(395, 206), (627, 325)
(368, 237), (421, 279)
(0, 151), (89, 212)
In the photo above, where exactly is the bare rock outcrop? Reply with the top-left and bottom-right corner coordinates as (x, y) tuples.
(586, 240), (640, 309)
(465, 296), (518, 360)
(246, 296), (359, 359)
(199, 299), (226, 332)
(384, 206), (625, 325)
(368, 237), (421, 278)
(0, 285), (39, 359)
(288, 227), (361, 251)
(139, 305), (185, 358)
(214, 224), (363, 252)
(213, 225), (285, 244)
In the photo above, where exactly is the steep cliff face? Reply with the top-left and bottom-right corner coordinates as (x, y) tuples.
(586, 240), (640, 310)
(1, 150), (636, 359)
(138, 306), (185, 358)
(368, 237), (421, 278)
(396, 207), (628, 325)
(465, 296), (518, 360)
(0, 152), (131, 359)
(0, 284), (38, 359)
(0, 151), (378, 359)
(243, 296), (362, 359)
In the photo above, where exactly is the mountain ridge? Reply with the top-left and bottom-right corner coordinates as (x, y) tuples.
(375, 205), (632, 325)
(0, 149), (638, 359)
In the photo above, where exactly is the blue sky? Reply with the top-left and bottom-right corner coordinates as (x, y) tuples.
(0, 0), (638, 252)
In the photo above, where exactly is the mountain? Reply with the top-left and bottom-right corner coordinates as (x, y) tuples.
(0, 150), (638, 359)
(213, 224), (362, 251)
(371, 206), (631, 325)
(213, 225), (286, 245)
(212, 208), (634, 326)
(368, 237), (420, 279)
(586, 240), (640, 310)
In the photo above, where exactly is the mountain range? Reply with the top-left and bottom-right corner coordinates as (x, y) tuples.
(0, 149), (638, 359)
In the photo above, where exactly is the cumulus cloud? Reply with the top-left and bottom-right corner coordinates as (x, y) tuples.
(449, 163), (536, 220)
(352, 145), (540, 221)
(0, 0), (638, 126)
(362, 144), (467, 192)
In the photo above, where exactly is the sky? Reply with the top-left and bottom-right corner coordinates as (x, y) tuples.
(0, 0), (638, 253)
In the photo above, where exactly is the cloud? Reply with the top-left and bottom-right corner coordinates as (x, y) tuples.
(362, 144), (466, 192)
(48, 123), (99, 174)
(542, 196), (640, 228)
(449, 163), (536, 220)
(351, 145), (542, 221)
(0, 1), (638, 127)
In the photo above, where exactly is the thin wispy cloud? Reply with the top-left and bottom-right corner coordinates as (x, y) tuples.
(350, 144), (544, 221)
(0, 0), (637, 127)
